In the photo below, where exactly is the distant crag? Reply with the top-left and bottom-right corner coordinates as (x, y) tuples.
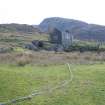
(39, 17), (105, 42)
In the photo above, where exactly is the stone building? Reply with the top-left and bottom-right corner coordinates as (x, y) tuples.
(49, 28), (73, 48)
(49, 28), (62, 44)
(62, 30), (73, 48)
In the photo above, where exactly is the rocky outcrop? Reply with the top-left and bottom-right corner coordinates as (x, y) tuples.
(39, 17), (105, 42)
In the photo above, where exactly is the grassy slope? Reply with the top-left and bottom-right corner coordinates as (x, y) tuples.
(0, 32), (49, 48)
(0, 64), (105, 105)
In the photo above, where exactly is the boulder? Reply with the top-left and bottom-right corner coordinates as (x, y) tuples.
(25, 44), (38, 51)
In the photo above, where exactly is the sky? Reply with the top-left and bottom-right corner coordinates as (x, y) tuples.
(0, 0), (105, 25)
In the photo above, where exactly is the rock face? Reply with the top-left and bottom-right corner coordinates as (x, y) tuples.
(39, 17), (87, 32)
(39, 17), (105, 42)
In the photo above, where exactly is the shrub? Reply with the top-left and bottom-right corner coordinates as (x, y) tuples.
(16, 54), (32, 66)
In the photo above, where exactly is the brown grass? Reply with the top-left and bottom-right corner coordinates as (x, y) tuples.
(0, 51), (105, 65)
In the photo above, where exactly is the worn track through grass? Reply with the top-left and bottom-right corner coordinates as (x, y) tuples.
(0, 64), (105, 105)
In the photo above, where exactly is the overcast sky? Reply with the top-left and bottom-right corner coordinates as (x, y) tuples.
(0, 0), (105, 25)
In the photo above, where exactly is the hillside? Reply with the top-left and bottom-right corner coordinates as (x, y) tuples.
(39, 17), (105, 41)
(0, 23), (40, 34)
(0, 19), (105, 105)
(0, 23), (48, 49)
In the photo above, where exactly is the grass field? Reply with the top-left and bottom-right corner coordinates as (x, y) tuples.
(0, 31), (105, 105)
(0, 63), (105, 105)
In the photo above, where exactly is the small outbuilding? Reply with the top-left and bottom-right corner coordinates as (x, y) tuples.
(49, 28), (62, 44)
(49, 28), (73, 48)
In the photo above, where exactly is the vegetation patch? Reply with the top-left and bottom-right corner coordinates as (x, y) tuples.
(0, 64), (105, 105)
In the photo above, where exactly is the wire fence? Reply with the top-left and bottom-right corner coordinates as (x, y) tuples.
(0, 63), (73, 105)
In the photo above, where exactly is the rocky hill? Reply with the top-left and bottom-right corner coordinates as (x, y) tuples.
(39, 17), (105, 42)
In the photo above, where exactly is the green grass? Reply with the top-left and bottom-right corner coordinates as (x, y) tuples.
(0, 32), (49, 48)
(13, 47), (26, 52)
(0, 64), (105, 105)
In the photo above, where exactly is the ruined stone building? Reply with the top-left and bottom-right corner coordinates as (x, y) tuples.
(49, 28), (62, 44)
(62, 30), (73, 48)
(49, 28), (73, 48)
